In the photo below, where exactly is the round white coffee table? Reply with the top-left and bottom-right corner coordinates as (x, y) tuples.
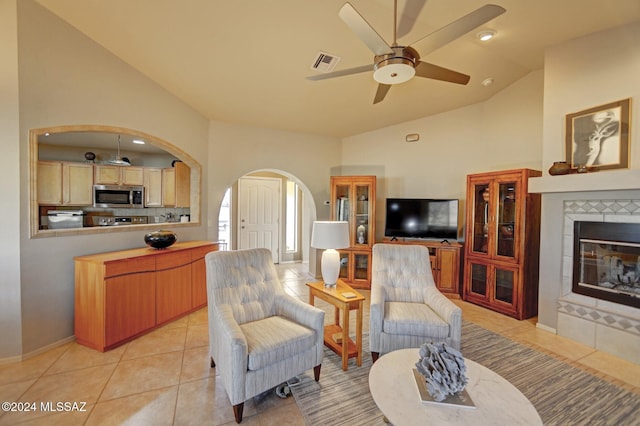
(369, 348), (542, 425)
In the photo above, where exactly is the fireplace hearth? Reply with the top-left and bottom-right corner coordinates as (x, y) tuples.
(573, 221), (640, 309)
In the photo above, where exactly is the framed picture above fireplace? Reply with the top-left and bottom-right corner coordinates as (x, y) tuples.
(565, 98), (630, 172)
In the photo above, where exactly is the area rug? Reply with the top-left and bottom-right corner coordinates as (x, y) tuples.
(291, 322), (640, 425)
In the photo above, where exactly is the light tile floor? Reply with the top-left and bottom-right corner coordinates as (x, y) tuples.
(0, 262), (638, 425)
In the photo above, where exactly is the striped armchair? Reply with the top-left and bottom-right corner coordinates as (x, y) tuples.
(369, 243), (462, 362)
(205, 248), (324, 423)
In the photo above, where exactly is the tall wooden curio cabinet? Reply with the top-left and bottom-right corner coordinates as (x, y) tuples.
(463, 169), (541, 319)
(330, 176), (376, 289)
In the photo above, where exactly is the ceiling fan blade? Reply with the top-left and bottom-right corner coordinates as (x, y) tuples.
(339, 2), (393, 56)
(410, 4), (506, 55)
(306, 64), (372, 81)
(373, 84), (392, 104)
(396, 0), (428, 39)
(415, 61), (470, 85)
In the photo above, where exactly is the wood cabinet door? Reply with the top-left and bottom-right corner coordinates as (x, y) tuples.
(436, 247), (460, 295)
(144, 168), (163, 207)
(37, 161), (62, 205)
(94, 165), (120, 184)
(190, 245), (217, 309)
(162, 168), (176, 206)
(330, 176), (375, 249)
(104, 272), (156, 347)
(191, 257), (207, 308)
(156, 251), (192, 324)
(121, 167), (144, 186)
(63, 162), (93, 205)
(337, 250), (371, 289)
(175, 161), (191, 208)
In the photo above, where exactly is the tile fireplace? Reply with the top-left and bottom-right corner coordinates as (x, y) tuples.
(556, 199), (640, 365)
(573, 221), (640, 309)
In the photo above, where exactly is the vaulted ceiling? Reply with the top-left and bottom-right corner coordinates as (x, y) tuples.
(36, 0), (640, 138)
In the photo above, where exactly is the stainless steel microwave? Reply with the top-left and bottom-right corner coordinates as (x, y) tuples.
(93, 185), (144, 208)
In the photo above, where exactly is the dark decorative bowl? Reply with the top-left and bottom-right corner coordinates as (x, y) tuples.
(144, 230), (177, 249)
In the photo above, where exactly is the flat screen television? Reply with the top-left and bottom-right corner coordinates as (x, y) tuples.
(384, 198), (459, 240)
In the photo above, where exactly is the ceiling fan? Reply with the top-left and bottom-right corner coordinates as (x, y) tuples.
(307, 1), (506, 104)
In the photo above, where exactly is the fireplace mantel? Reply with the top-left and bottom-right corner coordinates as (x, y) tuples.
(529, 169), (640, 194)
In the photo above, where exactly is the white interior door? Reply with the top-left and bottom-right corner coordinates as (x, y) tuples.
(238, 176), (280, 263)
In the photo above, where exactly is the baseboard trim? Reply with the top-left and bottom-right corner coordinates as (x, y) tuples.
(0, 335), (76, 365)
(536, 322), (556, 334)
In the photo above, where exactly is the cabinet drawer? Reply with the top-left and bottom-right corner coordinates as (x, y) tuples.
(190, 244), (217, 261)
(105, 256), (155, 278)
(156, 250), (191, 270)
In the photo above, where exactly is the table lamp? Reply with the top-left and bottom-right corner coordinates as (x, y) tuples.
(311, 221), (350, 287)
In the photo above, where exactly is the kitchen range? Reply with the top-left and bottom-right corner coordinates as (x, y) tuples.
(46, 210), (150, 229)
(94, 215), (149, 226)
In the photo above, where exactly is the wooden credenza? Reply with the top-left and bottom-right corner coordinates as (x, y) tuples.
(381, 238), (463, 298)
(74, 241), (218, 351)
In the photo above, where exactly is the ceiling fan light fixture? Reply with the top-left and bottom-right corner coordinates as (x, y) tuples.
(374, 60), (415, 85)
(477, 30), (496, 41)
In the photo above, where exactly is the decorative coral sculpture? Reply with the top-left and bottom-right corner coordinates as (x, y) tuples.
(415, 341), (468, 401)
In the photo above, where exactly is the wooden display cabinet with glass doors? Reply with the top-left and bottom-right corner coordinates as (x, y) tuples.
(330, 176), (376, 289)
(463, 169), (541, 319)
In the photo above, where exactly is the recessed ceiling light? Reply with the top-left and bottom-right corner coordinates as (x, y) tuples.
(482, 78), (495, 87)
(132, 139), (145, 145)
(477, 30), (496, 41)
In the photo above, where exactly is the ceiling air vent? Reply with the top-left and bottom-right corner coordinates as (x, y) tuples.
(310, 51), (340, 73)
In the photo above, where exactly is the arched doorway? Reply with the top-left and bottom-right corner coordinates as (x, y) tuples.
(217, 169), (317, 265)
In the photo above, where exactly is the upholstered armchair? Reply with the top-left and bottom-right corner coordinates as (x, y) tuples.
(369, 243), (462, 362)
(205, 248), (325, 423)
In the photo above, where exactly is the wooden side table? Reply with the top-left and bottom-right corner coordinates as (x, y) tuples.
(306, 279), (365, 371)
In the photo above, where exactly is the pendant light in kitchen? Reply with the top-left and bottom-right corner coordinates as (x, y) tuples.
(107, 135), (131, 166)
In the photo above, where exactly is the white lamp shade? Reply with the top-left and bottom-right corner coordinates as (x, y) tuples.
(311, 221), (350, 249)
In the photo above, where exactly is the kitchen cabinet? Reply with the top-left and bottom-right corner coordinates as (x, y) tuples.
(143, 167), (163, 207)
(94, 165), (143, 186)
(74, 241), (218, 351)
(37, 161), (62, 205)
(162, 168), (176, 206)
(330, 175), (376, 289)
(381, 238), (463, 297)
(462, 169), (541, 319)
(163, 162), (191, 207)
(175, 161), (191, 208)
(121, 167), (144, 185)
(37, 161), (93, 206)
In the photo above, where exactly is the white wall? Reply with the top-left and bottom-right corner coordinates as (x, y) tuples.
(342, 70), (544, 242)
(0, 0), (23, 359)
(207, 121), (342, 275)
(207, 121), (340, 228)
(537, 22), (640, 330)
(14, 0), (210, 356)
